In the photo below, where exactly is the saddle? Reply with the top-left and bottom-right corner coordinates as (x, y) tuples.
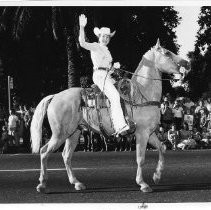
(81, 84), (110, 109)
(81, 79), (136, 138)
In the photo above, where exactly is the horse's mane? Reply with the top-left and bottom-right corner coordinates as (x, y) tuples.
(131, 47), (154, 82)
(129, 47), (156, 102)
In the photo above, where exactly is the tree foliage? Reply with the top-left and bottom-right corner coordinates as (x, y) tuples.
(0, 6), (181, 104)
(188, 6), (211, 99)
(0, 7), (84, 103)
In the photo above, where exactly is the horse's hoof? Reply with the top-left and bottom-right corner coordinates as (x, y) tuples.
(36, 184), (46, 193)
(75, 183), (86, 191)
(141, 186), (153, 193)
(153, 173), (160, 184)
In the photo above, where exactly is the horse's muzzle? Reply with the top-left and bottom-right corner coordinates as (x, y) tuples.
(173, 73), (183, 80)
(179, 60), (191, 72)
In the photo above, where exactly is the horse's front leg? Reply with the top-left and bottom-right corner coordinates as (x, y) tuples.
(149, 132), (166, 184)
(136, 130), (153, 193)
(62, 129), (86, 191)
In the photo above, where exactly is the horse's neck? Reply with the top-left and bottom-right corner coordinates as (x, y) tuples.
(132, 51), (162, 102)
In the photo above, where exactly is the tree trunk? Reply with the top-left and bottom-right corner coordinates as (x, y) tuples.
(66, 33), (80, 88)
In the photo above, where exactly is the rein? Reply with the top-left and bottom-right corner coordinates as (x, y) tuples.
(116, 67), (172, 81)
(116, 55), (164, 109)
(116, 46), (184, 82)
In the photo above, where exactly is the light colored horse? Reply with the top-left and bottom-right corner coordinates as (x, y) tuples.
(31, 40), (190, 193)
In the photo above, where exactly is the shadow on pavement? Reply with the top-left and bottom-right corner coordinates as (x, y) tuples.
(153, 182), (211, 192)
(31, 182), (211, 195)
(46, 185), (140, 195)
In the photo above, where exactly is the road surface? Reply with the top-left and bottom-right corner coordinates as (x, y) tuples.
(0, 149), (211, 203)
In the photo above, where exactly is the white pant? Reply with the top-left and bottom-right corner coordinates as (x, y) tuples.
(93, 70), (127, 131)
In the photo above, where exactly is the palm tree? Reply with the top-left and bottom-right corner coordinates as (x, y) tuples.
(0, 6), (83, 90)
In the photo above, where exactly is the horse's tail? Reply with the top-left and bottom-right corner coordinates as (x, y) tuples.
(30, 95), (54, 153)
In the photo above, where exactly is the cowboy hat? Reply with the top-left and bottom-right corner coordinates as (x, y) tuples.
(93, 27), (116, 37)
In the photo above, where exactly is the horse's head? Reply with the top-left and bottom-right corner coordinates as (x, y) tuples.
(153, 39), (190, 77)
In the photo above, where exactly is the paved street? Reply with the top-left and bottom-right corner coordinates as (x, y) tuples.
(0, 150), (211, 203)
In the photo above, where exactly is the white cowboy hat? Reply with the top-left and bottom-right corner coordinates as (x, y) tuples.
(93, 27), (116, 37)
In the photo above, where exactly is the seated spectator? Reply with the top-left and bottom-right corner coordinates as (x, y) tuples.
(195, 100), (208, 116)
(161, 101), (174, 131)
(192, 128), (201, 142)
(201, 127), (211, 146)
(192, 127), (206, 149)
(167, 124), (179, 150)
(179, 122), (191, 139)
(177, 123), (197, 150)
(184, 109), (194, 130)
(157, 126), (168, 143)
(157, 126), (166, 142)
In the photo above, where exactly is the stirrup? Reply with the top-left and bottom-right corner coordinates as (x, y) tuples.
(113, 125), (130, 137)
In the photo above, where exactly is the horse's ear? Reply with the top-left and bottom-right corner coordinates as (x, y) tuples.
(155, 38), (161, 49)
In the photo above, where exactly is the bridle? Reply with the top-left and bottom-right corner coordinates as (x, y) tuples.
(116, 47), (184, 82)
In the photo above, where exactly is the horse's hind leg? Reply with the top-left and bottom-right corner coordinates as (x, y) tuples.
(149, 132), (166, 184)
(62, 129), (86, 191)
(36, 143), (49, 193)
(37, 136), (64, 193)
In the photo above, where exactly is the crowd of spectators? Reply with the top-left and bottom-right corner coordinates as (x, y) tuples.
(1, 93), (211, 154)
(0, 103), (34, 154)
(157, 94), (211, 150)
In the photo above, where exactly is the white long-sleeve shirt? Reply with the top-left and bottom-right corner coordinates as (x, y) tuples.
(79, 36), (112, 69)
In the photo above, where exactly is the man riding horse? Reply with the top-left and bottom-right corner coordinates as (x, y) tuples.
(79, 14), (129, 137)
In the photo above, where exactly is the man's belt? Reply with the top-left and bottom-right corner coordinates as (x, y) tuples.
(94, 67), (110, 71)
